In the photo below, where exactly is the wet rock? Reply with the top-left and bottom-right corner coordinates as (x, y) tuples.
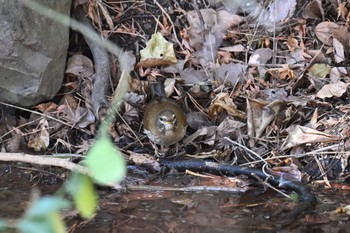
(0, 0), (71, 106)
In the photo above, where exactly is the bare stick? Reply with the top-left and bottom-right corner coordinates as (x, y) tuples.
(0, 152), (89, 175)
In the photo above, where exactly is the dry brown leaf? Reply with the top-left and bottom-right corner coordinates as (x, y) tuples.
(302, 0), (324, 20)
(59, 94), (79, 112)
(281, 125), (340, 151)
(208, 93), (246, 120)
(329, 67), (341, 83)
(217, 50), (232, 64)
(161, 59), (188, 74)
(259, 88), (289, 102)
(338, 2), (349, 20)
(5, 128), (23, 153)
(287, 49), (307, 64)
(87, 0), (101, 28)
(333, 38), (345, 63)
(267, 64), (295, 80)
(33, 102), (58, 113)
(306, 49), (327, 63)
(186, 8), (242, 64)
(286, 37), (299, 52)
(215, 63), (247, 85)
(333, 26), (350, 51)
(216, 118), (245, 139)
(181, 68), (207, 84)
(220, 44), (245, 53)
(199, 175), (246, 188)
(187, 8), (216, 49)
(316, 81), (348, 99)
(315, 22), (340, 46)
(247, 99), (284, 138)
(128, 151), (161, 172)
(183, 126), (217, 145)
(65, 54), (94, 78)
(248, 48), (273, 65)
(164, 78), (176, 97)
(27, 118), (50, 151)
(255, 0), (296, 30)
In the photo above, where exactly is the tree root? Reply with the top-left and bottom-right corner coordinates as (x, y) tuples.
(161, 159), (317, 222)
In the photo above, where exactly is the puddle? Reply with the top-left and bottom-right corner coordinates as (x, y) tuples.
(1, 164), (350, 232)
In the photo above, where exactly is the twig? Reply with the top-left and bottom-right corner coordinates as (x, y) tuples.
(251, 173), (291, 200)
(224, 137), (269, 165)
(0, 102), (75, 128)
(0, 152), (124, 188)
(242, 144), (346, 166)
(124, 184), (246, 193)
(0, 152), (88, 175)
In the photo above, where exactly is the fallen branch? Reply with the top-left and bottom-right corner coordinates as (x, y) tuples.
(0, 153), (88, 175)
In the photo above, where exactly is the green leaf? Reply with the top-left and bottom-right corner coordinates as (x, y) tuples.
(18, 197), (69, 233)
(49, 212), (67, 233)
(85, 136), (126, 185)
(0, 220), (7, 231)
(19, 212), (66, 233)
(66, 173), (97, 219)
(24, 197), (70, 218)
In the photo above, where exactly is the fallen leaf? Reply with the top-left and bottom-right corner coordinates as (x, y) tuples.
(220, 44), (245, 53)
(128, 151), (161, 172)
(333, 38), (345, 63)
(286, 37), (300, 52)
(138, 32), (177, 68)
(208, 93), (246, 119)
(186, 8), (242, 64)
(183, 126), (217, 145)
(333, 26), (350, 51)
(248, 48), (273, 64)
(302, 0), (324, 20)
(181, 68), (208, 84)
(215, 63), (247, 85)
(315, 22), (339, 46)
(316, 81), (348, 99)
(216, 118), (245, 139)
(255, 0), (296, 30)
(65, 54), (94, 78)
(267, 64), (295, 80)
(308, 63), (331, 79)
(281, 125), (340, 151)
(27, 118), (50, 151)
(247, 99), (284, 138)
(33, 102), (58, 113)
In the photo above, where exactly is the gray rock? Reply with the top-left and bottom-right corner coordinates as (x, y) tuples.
(0, 0), (71, 107)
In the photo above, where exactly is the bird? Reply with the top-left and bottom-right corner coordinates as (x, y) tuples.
(143, 82), (187, 154)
